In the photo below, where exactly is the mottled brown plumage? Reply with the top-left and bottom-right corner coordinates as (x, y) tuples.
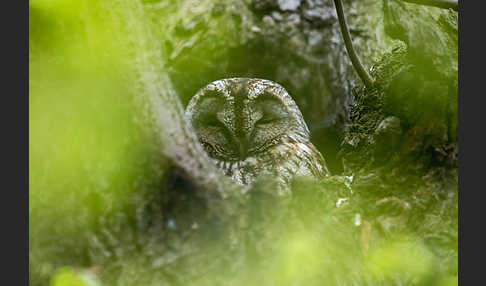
(185, 78), (329, 191)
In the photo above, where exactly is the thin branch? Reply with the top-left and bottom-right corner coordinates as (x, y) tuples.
(399, 0), (458, 11)
(333, 0), (375, 88)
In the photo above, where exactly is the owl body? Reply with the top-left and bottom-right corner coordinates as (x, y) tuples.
(185, 78), (328, 189)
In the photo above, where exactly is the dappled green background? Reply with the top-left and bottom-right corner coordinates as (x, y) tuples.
(30, 0), (169, 282)
(29, 0), (457, 285)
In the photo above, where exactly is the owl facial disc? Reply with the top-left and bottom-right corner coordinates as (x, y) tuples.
(185, 78), (329, 186)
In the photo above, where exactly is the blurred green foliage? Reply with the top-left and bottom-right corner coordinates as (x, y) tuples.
(29, 0), (457, 285)
(30, 0), (167, 283)
(49, 267), (101, 286)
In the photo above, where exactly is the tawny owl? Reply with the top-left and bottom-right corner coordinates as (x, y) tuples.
(185, 78), (329, 189)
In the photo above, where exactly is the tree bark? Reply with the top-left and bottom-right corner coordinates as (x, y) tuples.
(107, 0), (245, 208)
(400, 0), (458, 11)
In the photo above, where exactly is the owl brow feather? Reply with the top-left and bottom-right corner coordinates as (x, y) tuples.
(191, 88), (228, 111)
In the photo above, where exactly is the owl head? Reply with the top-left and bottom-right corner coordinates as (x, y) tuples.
(185, 78), (311, 163)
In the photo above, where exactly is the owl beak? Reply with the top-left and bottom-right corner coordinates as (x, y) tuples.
(235, 127), (252, 160)
(238, 139), (248, 160)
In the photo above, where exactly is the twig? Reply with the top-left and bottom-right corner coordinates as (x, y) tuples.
(333, 0), (375, 88)
(399, 0), (458, 11)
